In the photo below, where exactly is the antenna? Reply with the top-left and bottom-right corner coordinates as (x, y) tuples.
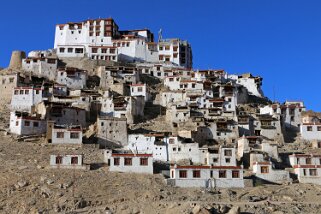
(158, 28), (163, 42)
(273, 85), (276, 103)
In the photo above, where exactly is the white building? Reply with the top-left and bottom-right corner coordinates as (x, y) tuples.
(97, 116), (128, 147)
(158, 38), (192, 68)
(11, 86), (45, 112)
(228, 73), (264, 98)
(22, 51), (58, 81)
(104, 150), (153, 174)
(281, 101), (306, 130)
(168, 164), (244, 188)
(9, 111), (46, 136)
(100, 96), (145, 124)
(289, 154), (321, 185)
(44, 105), (87, 127)
(54, 18), (158, 63)
(130, 84), (150, 101)
(127, 133), (168, 162)
(50, 125), (82, 144)
(167, 136), (200, 164)
(50, 154), (89, 170)
(199, 146), (238, 166)
(159, 91), (187, 107)
(300, 123), (321, 141)
(56, 67), (87, 90)
(252, 162), (291, 184)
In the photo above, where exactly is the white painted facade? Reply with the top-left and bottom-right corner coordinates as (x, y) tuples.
(56, 68), (87, 90)
(9, 111), (46, 136)
(168, 165), (244, 188)
(199, 146), (238, 166)
(51, 125), (82, 144)
(159, 91), (187, 107)
(11, 86), (45, 112)
(252, 162), (291, 184)
(22, 57), (58, 80)
(228, 73), (264, 97)
(126, 134), (168, 162)
(100, 96), (145, 124)
(289, 154), (321, 185)
(130, 84), (150, 101)
(104, 150), (153, 174)
(50, 154), (88, 170)
(158, 38), (192, 68)
(300, 123), (321, 141)
(281, 101), (306, 130)
(54, 18), (165, 64)
(167, 137), (200, 164)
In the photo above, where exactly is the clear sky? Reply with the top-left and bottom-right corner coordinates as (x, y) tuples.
(1, 0), (321, 111)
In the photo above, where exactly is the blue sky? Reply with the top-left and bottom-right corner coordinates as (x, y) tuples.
(1, 0), (321, 111)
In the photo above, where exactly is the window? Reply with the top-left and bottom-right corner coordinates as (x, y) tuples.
(70, 132), (79, 139)
(137, 87), (143, 92)
(57, 132), (64, 138)
(219, 170), (226, 178)
(75, 48), (84, 53)
(318, 127), (321, 131)
(9, 78), (14, 83)
(213, 158), (218, 163)
(173, 147), (177, 152)
(169, 138), (175, 144)
(25, 90), (29, 95)
(124, 158), (132, 166)
(310, 169), (317, 176)
(193, 170), (201, 178)
(56, 156), (62, 164)
(224, 150), (232, 156)
(16, 121), (19, 126)
(59, 48), (65, 53)
(35, 90), (40, 94)
(114, 158), (120, 165)
(68, 48), (73, 53)
(306, 158), (311, 164)
(165, 46), (170, 50)
(110, 48), (116, 54)
(159, 46), (163, 50)
(19, 90), (24, 95)
(24, 121), (30, 126)
(261, 166), (269, 173)
(225, 158), (231, 163)
(71, 156), (78, 164)
(33, 122), (39, 127)
(303, 169), (307, 176)
(14, 90), (18, 95)
(102, 49), (107, 53)
(232, 170), (240, 178)
(179, 170), (187, 178)
(290, 109), (295, 115)
(140, 158), (148, 166)
(92, 48), (98, 53)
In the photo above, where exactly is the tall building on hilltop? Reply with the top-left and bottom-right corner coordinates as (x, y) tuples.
(54, 17), (192, 68)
